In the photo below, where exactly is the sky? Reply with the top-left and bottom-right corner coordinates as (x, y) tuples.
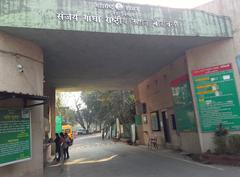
(60, 92), (86, 111)
(115, 0), (213, 8)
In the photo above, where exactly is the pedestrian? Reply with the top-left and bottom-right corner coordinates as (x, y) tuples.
(64, 133), (71, 159)
(102, 128), (105, 140)
(54, 133), (61, 161)
(59, 132), (65, 160)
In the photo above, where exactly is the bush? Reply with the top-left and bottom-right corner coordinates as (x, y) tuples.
(214, 136), (228, 154)
(214, 124), (228, 154)
(213, 124), (240, 154)
(227, 134), (240, 154)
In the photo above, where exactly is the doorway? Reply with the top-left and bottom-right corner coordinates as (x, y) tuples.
(161, 111), (171, 143)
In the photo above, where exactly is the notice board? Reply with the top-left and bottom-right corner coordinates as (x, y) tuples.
(192, 63), (240, 132)
(55, 115), (62, 133)
(0, 109), (31, 167)
(170, 75), (197, 132)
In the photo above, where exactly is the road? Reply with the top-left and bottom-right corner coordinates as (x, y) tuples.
(45, 134), (240, 177)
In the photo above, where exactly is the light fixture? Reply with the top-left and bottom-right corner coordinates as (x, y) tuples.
(17, 64), (24, 73)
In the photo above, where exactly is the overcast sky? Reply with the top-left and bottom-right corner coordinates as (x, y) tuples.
(114, 0), (213, 8)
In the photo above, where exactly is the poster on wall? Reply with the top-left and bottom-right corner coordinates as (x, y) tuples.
(192, 63), (240, 132)
(0, 109), (31, 167)
(170, 74), (197, 132)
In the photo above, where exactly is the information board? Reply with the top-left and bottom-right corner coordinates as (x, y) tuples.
(55, 115), (62, 133)
(170, 75), (197, 132)
(0, 109), (31, 167)
(192, 63), (240, 132)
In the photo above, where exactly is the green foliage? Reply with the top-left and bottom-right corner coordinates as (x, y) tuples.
(214, 124), (240, 154)
(214, 124), (228, 137)
(55, 92), (64, 116)
(227, 134), (240, 154)
(55, 92), (77, 126)
(81, 90), (136, 128)
(214, 136), (228, 154)
(214, 124), (228, 154)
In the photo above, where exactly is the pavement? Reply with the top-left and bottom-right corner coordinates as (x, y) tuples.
(44, 134), (240, 177)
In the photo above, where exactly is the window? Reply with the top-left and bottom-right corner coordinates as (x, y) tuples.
(142, 103), (147, 114)
(151, 111), (161, 131)
(171, 114), (177, 130)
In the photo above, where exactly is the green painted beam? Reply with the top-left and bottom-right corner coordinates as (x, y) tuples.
(0, 0), (232, 37)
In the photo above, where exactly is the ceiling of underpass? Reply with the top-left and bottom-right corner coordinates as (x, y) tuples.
(1, 27), (226, 89)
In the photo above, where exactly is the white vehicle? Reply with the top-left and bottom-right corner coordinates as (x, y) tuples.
(77, 128), (87, 135)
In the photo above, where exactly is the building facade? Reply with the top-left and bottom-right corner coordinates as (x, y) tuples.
(0, 0), (239, 177)
(134, 0), (240, 153)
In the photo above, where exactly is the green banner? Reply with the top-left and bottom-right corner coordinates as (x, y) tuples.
(170, 75), (197, 132)
(192, 63), (240, 132)
(55, 115), (62, 133)
(0, 109), (31, 167)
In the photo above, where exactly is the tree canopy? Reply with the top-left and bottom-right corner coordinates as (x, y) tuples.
(56, 90), (136, 131)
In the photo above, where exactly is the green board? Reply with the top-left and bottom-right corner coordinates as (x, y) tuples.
(0, 109), (31, 167)
(170, 75), (197, 132)
(192, 63), (240, 132)
(55, 115), (62, 133)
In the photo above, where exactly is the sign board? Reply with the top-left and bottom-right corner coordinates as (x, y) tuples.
(192, 63), (240, 132)
(0, 109), (31, 167)
(55, 115), (62, 133)
(170, 75), (197, 132)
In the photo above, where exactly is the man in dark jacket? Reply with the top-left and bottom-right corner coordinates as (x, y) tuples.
(54, 133), (61, 161)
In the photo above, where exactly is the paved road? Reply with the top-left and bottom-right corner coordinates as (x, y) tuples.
(45, 134), (240, 177)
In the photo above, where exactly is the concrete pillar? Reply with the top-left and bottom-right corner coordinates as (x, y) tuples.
(44, 85), (56, 156)
(0, 32), (44, 177)
(46, 87), (56, 140)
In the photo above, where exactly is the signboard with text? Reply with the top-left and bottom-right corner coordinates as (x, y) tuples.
(170, 75), (197, 132)
(192, 63), (240, 132)
(55, 115), (62, 133)
(0, 109), (31, 167)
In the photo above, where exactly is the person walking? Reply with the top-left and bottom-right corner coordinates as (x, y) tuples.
(64, 133), (71, 159)
(59, 133), (66, 159)
(102, 128), (105, 140)
(59, 132), (65, 171)
(54, 133), (61, 161)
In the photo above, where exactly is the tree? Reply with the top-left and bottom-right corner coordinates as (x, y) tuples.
(74, 96), (87, 129)
(81, 90), (136, 129)
(55, 92), (77, 126)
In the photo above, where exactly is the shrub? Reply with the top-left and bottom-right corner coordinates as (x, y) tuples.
(214, 136), (227, 154)
(214, 124), (228, 154)
(227, 134), (240, 154)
